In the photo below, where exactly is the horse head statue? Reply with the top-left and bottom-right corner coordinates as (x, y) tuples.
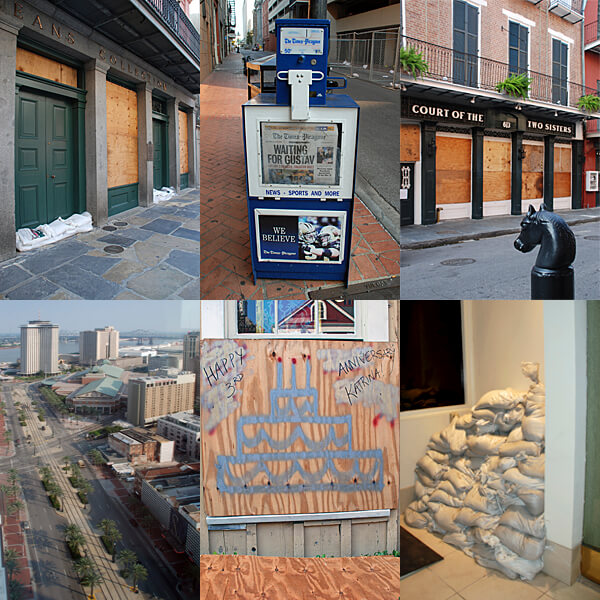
(514, 203), (576, 270)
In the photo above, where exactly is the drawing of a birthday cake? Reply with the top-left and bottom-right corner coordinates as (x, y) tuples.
(216, 358), (384, 494)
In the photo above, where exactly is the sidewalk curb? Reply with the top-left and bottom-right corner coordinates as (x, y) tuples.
(355, 173), (400, 245)
(400, 215), (600, 250)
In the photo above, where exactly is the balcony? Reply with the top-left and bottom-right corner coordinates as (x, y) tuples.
(548, 0), (584, 23)
(401, 36), (595, 111)
(585, 21), (600, 53)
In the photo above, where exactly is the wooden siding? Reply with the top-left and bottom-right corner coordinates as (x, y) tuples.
(16, 47), (77, 87)
(179, 110), (189, 174)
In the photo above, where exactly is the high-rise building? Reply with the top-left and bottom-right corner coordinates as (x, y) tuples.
(20, 321), (59, 375)
(127, 373), (196, 426)
(79, 326), (119, 365)
(157, 412), (201, 459)
(183, 331), (201, 403)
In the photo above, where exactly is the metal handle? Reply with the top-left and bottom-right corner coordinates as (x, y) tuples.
(51, 175), (56, 179)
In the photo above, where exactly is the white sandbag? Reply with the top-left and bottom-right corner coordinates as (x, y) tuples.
(471, 408), (497, 422)
(507, 426), (524, 443)
(496, 405), (525, 432)
(466, 542), (497, 561)
(498, 457), (518, 472)
(499, 441), (540, 457)
(153, 187), (176, 203)
(474, 555), (518, 579)
(431, 504), (463, 533)
(436, 480), (459, 498)
(503, 468), (544, 490)
(499, 506), (545, 539)
(463, 486), (502, 516)
(467, 456), (486, 471)
(450, 458), (474, 477)
(415, 468), (436, 488)
(411, 497), (430, 512)
(415, 479), (433, 499)
(455, 413), (475, 429)
(495, 544), (543, 581)
(517, 489), (544, 516)
(404, 507), (429, 528)
(494, 525), (545, 560)
(426, 449), (450, 464)
(439, 420), (467, 455)
(443, 468), (474, 493)
(427, 431), (449, 453)
(521, 362), (540, 383)
(443, 531), (474, 549)
(429, 488), (463, 508)
(455, 507), (501, 530)
(474, 419), (498, 435)
(522, 414), (545, 443)
(467, 434), (506, 456)
(518, 456), (545, 480)
(416, 455), (446, 481)
(474, 389), (521, 411)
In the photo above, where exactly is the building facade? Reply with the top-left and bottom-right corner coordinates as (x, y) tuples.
(0, 0), (199, 262)
(127, 372), (196, 425)
(108, 428), (174, 464)
(20, 320), (59, 375)
(79, 326), (119, 365)
(400, 0), (590, 225)
(157, 411), (201, 459)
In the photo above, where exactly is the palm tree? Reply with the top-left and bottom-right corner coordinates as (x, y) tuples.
(3, 548), (21, 582)
(65, 523), (85, 555)
(47, 481), (63, 511)
(7, 500), (24, 516)
(130, 563), (148, 592)
(117, 549), (137, 578)
(8, 579), (24, 600)
(38, 465), (53, 483)
(74, 556), (94, 583)
(8, 468), (19, 487)
(78, 480), (93, 506)
(62, 456), (71, 471)
(84, 568), (103, 599)
(104, 525), (122, 562)
(97, 519), (116, 537)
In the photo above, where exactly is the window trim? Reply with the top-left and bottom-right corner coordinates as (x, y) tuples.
(225, 300), (365, 340)
(507, 20), (530, 77)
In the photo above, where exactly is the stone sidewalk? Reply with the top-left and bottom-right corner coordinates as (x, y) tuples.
(0, 187), (199, 300)
(200, 54), (400, 299)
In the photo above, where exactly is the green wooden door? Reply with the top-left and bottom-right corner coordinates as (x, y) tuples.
(153, 118), (168, 189)
(15, 91), (75, 229)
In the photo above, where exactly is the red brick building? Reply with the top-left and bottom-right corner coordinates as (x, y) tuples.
(401, 0), (594, 225)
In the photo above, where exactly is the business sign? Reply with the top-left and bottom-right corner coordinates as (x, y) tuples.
(525, 119), (574, 136)
(401, 98), (485, 125)
(255, 209), (346, 263)
(279, 27), (325, 55)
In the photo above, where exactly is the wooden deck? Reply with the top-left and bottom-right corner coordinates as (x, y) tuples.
(200, 554), (401, 600)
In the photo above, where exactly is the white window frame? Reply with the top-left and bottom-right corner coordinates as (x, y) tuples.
(225, 300), (366, 340)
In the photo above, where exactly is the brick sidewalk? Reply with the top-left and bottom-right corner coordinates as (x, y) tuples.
(200, 55), (400, 299)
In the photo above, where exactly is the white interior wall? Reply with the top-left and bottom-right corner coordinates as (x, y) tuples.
(400, 300), (545, 490)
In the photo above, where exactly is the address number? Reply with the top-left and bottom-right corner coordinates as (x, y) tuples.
(502, 121), (512, 129)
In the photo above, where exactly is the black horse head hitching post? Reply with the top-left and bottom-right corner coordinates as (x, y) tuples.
(514, 203), (576, 299)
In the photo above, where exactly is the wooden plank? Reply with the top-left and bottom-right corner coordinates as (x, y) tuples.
(436, 136), (471, 205)
(483, 172), (511, 202)
(436, 169), (471, 204)
(554, 145), (572, 172)
(199, 554), (401, 600)
(523, 143), (544, 172)
(16, 47), (77, 88)
(522, 172), (543, 200)
(483, 139), (511, 172)
(340, 519), (352, 556)
(179, 110), (189, 174)
(554, 172), (571, 197)
(400, 124), (420, 162)
(200, 340), (400, 517)
(106, 81), (138, 188)
(293, 522), (304, 557)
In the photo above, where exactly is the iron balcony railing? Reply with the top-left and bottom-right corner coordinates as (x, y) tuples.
(585, 20), (600, 45)
(401, 36), (597, 110)
(143, 0), (200, 60)
(549, 0), (584, 16)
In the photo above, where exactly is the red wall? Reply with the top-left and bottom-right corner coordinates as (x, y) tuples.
(584, 0), (600, 207)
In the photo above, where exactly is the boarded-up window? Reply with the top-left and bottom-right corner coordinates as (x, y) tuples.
(554, 144), (571, 197)
(522, 142), (544, 200)
(16, 47), (77, 88)
(400, 124), (420, 162)
(106, 82), (138, 188)
(483, 139), (511, 202)
(179, 110), (189, 174)
(436, 134), (471, 204)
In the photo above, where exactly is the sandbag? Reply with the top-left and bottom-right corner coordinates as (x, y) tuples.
(415, 468), (436, 488)
(467, 434), (506, 456)
(417, 454), (446, 481)
(498, 506), (545, 539)
(474, 419), (498, 435)
(429, 488), (463, 508)
(450, 458), (475, 477)
(499, 441), (540, 457)
(415, 479), (433, 498)
(430, 504), (463, 533)
(427, 432), (449, 453)
(443, 468), (474, 493)
(474, 555), (518, 579)
(498, 457), (518, 472)
(518, 456), (545, 480)
(455, 507), (501, 530)
(409, 497), (430, 512)
(439, 421), (468, 455)
(507, 426), (524, 443)
(463, 486), (502, 516)
(503, 468), (544, 490)
(471, 408), (497, 422)
(455, 413), (475, 429)
(494, 524), (545, 560)
(496, 406), (525, 433)
(436, 479), (459, 498)
(517, 489), (544, 517)
(443, 531), (474, 549)
(474, 389), (521, 411)
(495, 544), (544, 581)
(404, 507), (429, 528)
(522, 414), (545, 443)
(427, 449), (450, 464)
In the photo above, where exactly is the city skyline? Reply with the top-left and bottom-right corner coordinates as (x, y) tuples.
(0, 301), (199, 334)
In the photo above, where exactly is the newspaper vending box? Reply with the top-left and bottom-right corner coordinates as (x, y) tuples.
(243, 19), (359, 282)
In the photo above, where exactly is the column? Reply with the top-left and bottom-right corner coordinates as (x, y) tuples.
(543, 135), (555, 210)
(511, 131), (523, 215)
(167, 97), (181, 192)
(137, 82), (153, 207)
(85, 60), (109, 225)
(187, 104), (198, 187)
(571, 139), (583, 210)
(421, 121), (437, 225)
(471, 127), (483, 220)
(0, 21), (21, 261)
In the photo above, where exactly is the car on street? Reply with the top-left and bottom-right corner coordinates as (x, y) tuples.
(22, 521), (30, 530)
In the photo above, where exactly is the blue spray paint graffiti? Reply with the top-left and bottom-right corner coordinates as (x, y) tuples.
(216, 358), (384, 495)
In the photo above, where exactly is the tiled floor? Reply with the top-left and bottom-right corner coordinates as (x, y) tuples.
(401, 516), (600, 600)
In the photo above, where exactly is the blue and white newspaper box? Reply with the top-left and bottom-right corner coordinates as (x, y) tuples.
(243, 19), (359, 282)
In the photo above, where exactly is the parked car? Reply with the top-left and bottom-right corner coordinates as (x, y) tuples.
(22, 521), (30, 530)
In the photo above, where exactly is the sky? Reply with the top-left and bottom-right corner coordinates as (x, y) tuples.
(236, 0), (253, 38)
(0, 301), (200, 334)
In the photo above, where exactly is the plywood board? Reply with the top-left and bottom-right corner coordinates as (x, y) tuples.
(16, 47), (77, 88)
(554, 145), (572, 172)
(523, 143), (544, 173)
(522, 172), (543, 200)
(436, 136), (471, 205)
(400, 124), (420, 161)
(200, 340), (399, 517)
(179, 110), (189, 174)
(554, 172), (571, 197)
(106, 81), (138, 188)
(199, 554), (401, 600)
(483, 140), (511, 202)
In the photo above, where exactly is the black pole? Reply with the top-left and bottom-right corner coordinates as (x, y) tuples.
(309, 0), (327, 19)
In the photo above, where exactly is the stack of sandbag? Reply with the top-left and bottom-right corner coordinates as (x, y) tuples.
(16, 212), (93, 251)
(405, 362), (546, 581)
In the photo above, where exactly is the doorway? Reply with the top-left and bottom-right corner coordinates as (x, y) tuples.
(15, 90), (76, 229)
(153, 118), (169, 190)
